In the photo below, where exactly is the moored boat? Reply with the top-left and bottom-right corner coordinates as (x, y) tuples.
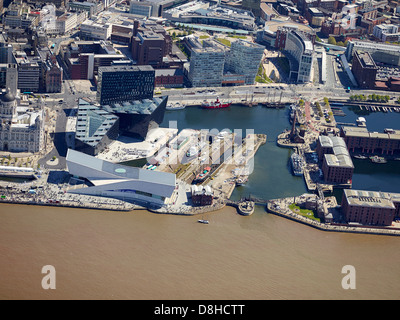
(236, 176), (248, 186)
(290, 152), (304, 176)
(201, 97), (231, 109)
(370, 155), (387, 163)
(353, 155), (368, 160)
(166, 102), (186, 110)
(193, 166), (212, 183)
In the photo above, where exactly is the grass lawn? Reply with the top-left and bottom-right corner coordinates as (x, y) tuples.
(216, 38), (231, 47)
(227, 35), (247, 39)
(289, 203), (320, 222)
(199, 35), (210, 39)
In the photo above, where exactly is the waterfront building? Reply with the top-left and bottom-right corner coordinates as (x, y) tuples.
(316, 135), (353, 184)
(225, 39), (264, 85)
(74, 99), (120, 156)
(191, 185), (213, 206)
(341, 189), (399, 226)
(340, 126), (400, 156)
(351, 51), (377, 90)
(66, 149), (176, 207)
(102, 96), (168, 139)
(284, 29), (315, 83)
(0, 88), (45, 153)
(188, 39), (226, 87)
(73, 96), (168, 155)
(96, 64), (155, 105)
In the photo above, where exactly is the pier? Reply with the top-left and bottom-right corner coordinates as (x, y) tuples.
(328, 99), (400, 113)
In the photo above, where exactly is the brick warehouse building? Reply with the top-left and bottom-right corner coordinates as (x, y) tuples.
(341, 189), (400, 226)
(340, 126), (400, 156)
(316, 135), (354, 184)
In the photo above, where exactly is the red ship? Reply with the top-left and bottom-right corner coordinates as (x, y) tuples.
(201, 97), (231, 109)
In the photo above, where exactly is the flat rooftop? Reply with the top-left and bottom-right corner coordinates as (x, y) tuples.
(341, 126), (400, 140)
(99, 64), (154, 73)
(319, 135), (353, 168)
(356, 51), (377, 69)
(344, 189), (396, 209)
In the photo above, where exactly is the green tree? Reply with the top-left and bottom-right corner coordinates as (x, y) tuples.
(328, 36), (337, 46)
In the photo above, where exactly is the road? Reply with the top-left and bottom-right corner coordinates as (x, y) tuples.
(37, 79), (97, 169)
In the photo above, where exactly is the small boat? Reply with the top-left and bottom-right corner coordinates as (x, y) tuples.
(370, 155), (387, 163)
(198, 219), (209, 224)
(166, 102), (186, 110)
(356, 117), (366, 127)
(236, 176), (248, 186)
(353, 155), (367, 160)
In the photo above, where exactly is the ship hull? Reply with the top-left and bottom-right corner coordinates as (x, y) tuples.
(202, 103), (231, 109)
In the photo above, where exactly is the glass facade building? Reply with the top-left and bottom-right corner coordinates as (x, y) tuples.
(96, 65), (155, 105)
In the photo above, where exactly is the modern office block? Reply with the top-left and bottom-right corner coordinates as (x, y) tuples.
(285, 30), (315, 83)
(188, 40), (226, 87)
(225, 39), (264, 85)
(102, 95), (168, 139)
(96, 65), (155, 105)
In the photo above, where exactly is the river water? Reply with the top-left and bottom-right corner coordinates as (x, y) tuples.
(1, 104), (400, 300)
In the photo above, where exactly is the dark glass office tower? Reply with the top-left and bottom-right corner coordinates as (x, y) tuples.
(102, 96), (168, 139)
(97, 65), (155, 105)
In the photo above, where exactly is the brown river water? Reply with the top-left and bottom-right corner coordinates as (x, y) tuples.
(1, 203), (400, 300)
